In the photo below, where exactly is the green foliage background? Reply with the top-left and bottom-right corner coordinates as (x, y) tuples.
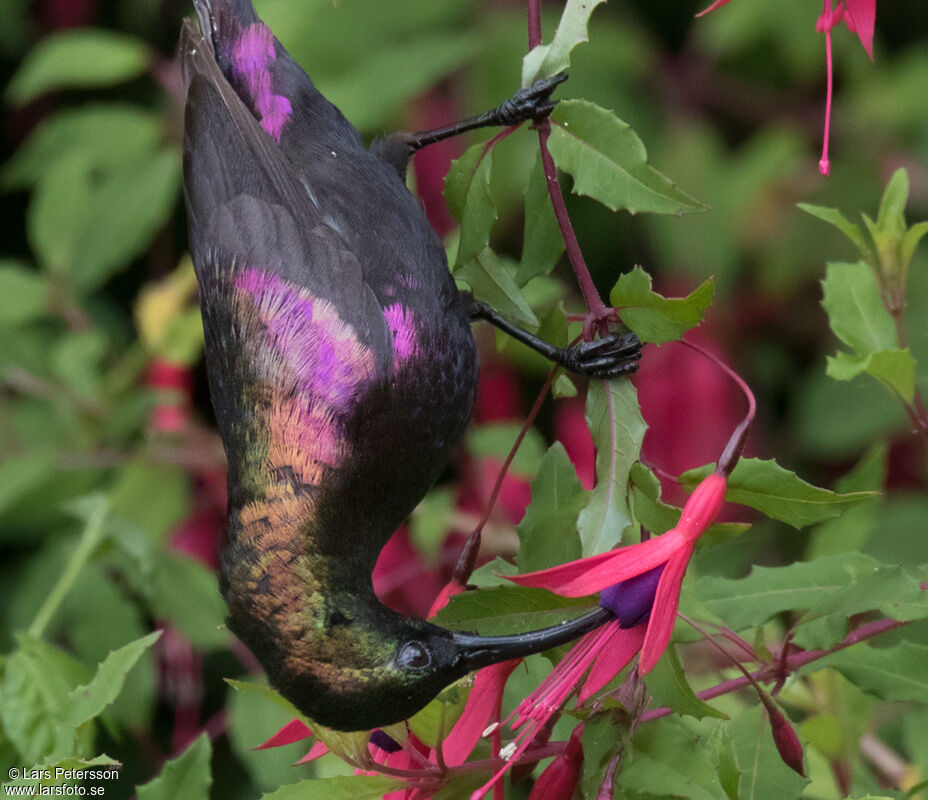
(0, 0), (926, 798)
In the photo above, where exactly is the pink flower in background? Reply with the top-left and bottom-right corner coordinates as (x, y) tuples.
(698, 0), (877, 175)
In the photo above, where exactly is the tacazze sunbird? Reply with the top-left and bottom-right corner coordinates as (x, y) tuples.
(180, 0), (641, 731)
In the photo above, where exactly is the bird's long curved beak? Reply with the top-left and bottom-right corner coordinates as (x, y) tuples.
(451, 607), (613, 672)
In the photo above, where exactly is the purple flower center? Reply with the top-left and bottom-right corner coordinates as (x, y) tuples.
(598, 564), (665, 629)
(369, 729), (402, 753)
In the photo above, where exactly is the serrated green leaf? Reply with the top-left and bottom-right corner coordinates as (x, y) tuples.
(444, 143), (496, 266)
(136, 734), (211, 800)
(431, 585), (594, 636)
(797, 203), (873, 263)
(731, 706), (808, 799)
(0, 261), (47, 326)
(644, 645), (728, 720)
(0, 637), (91, 764)
(516, 154), (564, 285)
(7, 29), (149, 105)
(65, 631), (161, 729)
(621, 717), (730, 800)
(826, 347), (915, 403)
(262, 776), (405, 800)
(224, 680), (305, 722)
(792, 564), (928, 649)
(548, 100), (706, 216)
(522, 0), (606, 85)
(821, 261), (896, 354)
(1, 105), (163, 190)
(692, 552), (882, 631)
(681, 458), (876, 529)
(516, 443), (586, 573)
(610, 266), (714, 343)
(577, 380), (646, 555)
(456, 247), (538, 328)
(809, 642), (928, 703)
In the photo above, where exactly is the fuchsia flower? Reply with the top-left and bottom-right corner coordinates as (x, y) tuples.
(698, 0), (877, 175)
(469, 471), (729, 800)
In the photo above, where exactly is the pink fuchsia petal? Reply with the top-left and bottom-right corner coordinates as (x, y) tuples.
(844, 0), (875, 58)
(677, 472), (728, 542)
(442, 659), (521, 767)
(638, 545), (694, 674)
(427, 578), (465, 618)
(293, 740), (328, 764)
(578, 622), (646, 704)
(695, 0), (736, 17)
(507, 529), (685, 597)
(255, 718), (313, 749)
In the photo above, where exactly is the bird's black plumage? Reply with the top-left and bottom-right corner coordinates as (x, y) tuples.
(180, 0), (635, 731)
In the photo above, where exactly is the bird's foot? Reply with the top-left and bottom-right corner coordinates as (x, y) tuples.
(495, 72), (568, 126)
(561, 331), (642, 379)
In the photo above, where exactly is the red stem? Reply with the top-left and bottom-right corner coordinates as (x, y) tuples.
(640, 617), (906, 723)
(527, 0), (609, 334)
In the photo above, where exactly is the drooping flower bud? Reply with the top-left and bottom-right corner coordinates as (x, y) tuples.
(527, 725), (584, 800)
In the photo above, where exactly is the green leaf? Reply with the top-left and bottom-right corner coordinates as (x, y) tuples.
(621, 717), (731, 800)
(797, 203), (873, 264)
(516, 154), (564, 285)
(0, 452), (55, 518)
(644, 645), (728, 720)
(791, 564), (928, 649)
(521, 0), (606, 85)
(262, 776), (405, 800)
(431, 586), (594, 636)
(407, 680), (470, 749)
(455, 247), (538, 328)
(681, 458), (876, 529)
(468, 422), (547, 477)
(27, 152), (92, 272)
(1, 105), (163, 190)
(548, 100), (706, 216)
(0, 637), (91, 764)
(731, 706), (808, 799)
(224, 679), (304, 720)
(517, 443), (586, 573)
(136, 734), (211, 800)
(821, 261), (896, 355)
(810, 642), (928, 703)
(708, 724), (741, 800)
(900, 220), (928, 273)
(444, 143), (496, 266)
(610, 267), (715, 343)
(577, 380), (647, 555)
(148, 551), (229, 650)
(875, 168), (909, 240)
(826, 348), (916, 403)
(7, 29), (149, 105)
(693, 552), (882, 631)
(580, 716), (621, 799)
(71, 148), (182, 292)
(0, 261), (46, 326)
(65, 631), (161, 729)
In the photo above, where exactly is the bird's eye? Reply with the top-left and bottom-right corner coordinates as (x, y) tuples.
(397, 641), (431, 670)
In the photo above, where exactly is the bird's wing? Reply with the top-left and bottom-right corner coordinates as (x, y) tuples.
(181, 20), (391, 518)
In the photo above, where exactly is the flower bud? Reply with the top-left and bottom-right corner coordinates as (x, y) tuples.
(527, 725), (584, 800)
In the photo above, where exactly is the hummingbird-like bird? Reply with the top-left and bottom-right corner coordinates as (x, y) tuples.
(180, 0), (641, 731)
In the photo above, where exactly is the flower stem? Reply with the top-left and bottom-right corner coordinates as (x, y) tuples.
(28, 498), (108, 639)
(527, 0), (609, 334)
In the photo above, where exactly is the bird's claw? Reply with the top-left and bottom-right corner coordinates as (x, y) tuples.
(561, 331), (642, 379)
(496, 72), (568, 126)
